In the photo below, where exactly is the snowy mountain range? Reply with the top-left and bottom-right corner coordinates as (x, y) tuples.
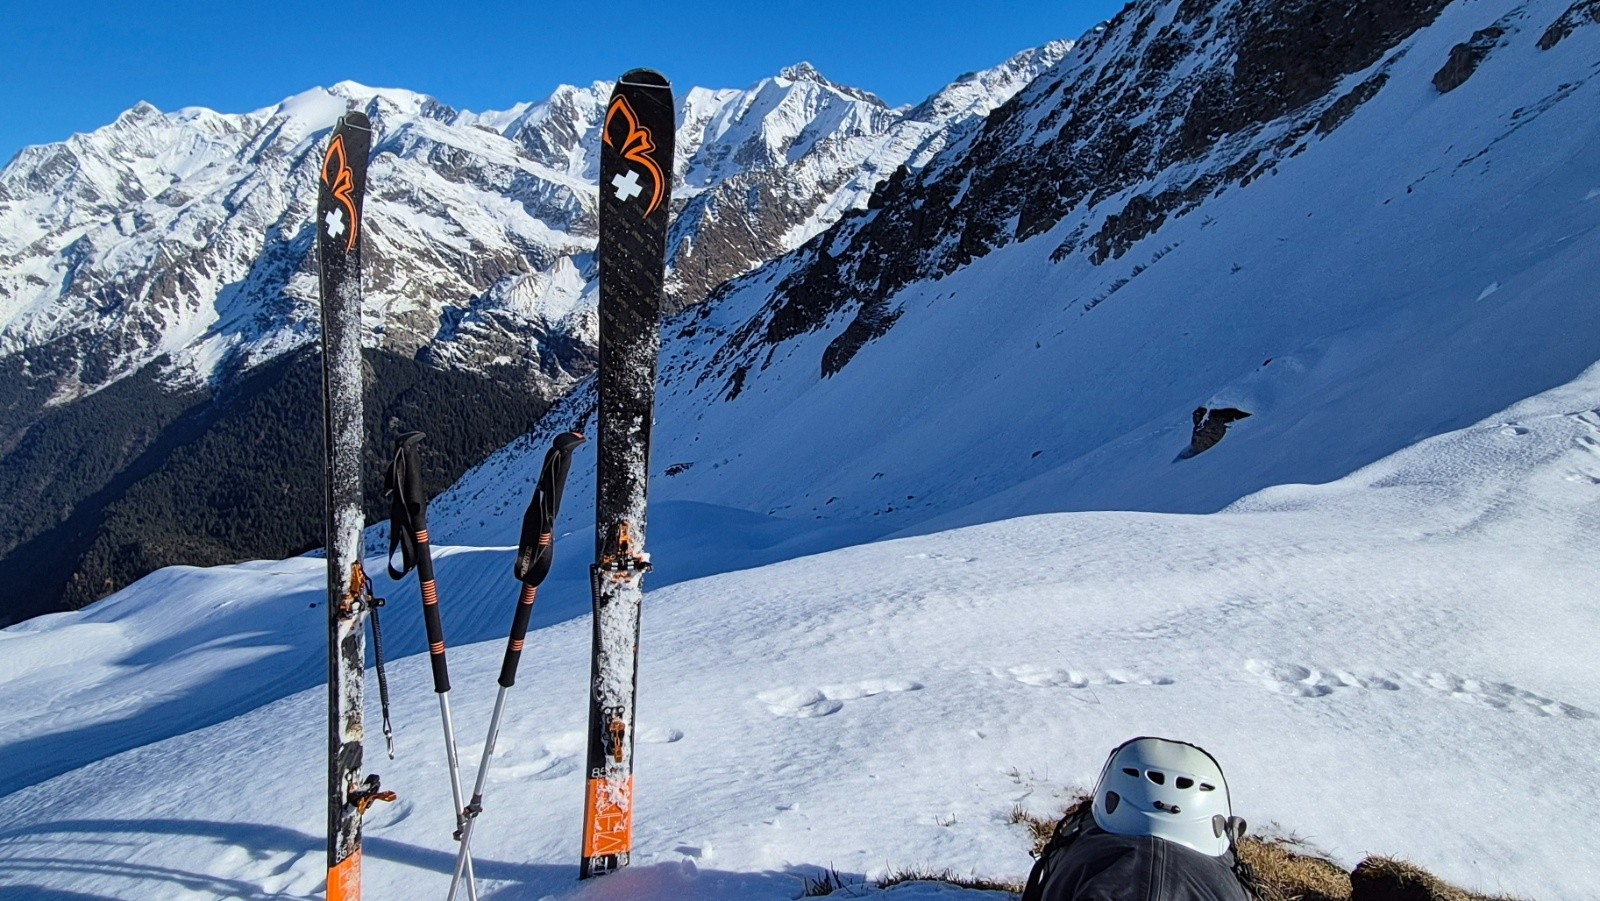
(0, 45), (1067, 403)
(0, 44), (1067, 621)
(2, 0), (1600, 896)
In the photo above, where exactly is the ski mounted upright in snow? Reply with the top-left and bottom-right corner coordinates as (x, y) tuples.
(580, 68), (674, 881)
(318, 110), (391, 901)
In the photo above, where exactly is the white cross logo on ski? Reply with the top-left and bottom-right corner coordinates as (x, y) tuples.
(325, 207), (346, 241)
(611, 170), (644, 203)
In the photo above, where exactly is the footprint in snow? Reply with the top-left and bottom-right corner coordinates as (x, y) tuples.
(904, 552), (978, 563)
(495, 742), (580, 782)
(1414, 671), (1594, 718)
(638, 725), (685, 743)
(759, 679), (924, 718)
(1565, 410), (1600, 484)
(1000, 665), (1174, 689)
(1247, 660), (1592, 718)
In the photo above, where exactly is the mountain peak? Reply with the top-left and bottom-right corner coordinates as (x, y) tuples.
(780, 61), (827, 83)
(776, 61), (887, 107)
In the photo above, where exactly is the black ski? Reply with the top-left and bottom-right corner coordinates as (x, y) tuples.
(580, 68), (674, 881)
(318, 110), (385, 901)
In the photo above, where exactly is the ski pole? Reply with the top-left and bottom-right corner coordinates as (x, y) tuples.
(448, 431), (583, 901)
(385, 431), (478, 901)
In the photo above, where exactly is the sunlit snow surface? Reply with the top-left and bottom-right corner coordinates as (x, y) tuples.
(3, 0), (1600, 897)
(2, 368), (1599, 899)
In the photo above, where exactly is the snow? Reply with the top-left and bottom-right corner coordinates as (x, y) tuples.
(3, 0), (1600, 898)
(2, 368), (1599, 899)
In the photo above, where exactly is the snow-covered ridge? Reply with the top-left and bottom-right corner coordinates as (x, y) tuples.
(0, 46), (1064, 407)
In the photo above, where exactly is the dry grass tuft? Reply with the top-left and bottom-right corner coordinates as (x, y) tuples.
(1236, 834), (1353, 901)
(876, 866), (1023, 894)
(1349, 856), (1529, 901)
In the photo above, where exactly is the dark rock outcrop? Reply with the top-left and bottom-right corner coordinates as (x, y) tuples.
(1433, 27), (1508, 93)
(1185, 407), (1252, 457)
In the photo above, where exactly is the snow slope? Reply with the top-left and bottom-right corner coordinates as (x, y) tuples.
(2, 361), (1598, 900)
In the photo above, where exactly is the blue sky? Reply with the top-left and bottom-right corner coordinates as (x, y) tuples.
(0, 1), (1126, 163)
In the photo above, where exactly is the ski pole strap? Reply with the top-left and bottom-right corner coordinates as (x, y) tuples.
(514, 431), (583, 587)
(499, 432), (582, 688)
(367, 588), (395, 760)
(384, 431), (429, 580)
(384, 431), (453, 693)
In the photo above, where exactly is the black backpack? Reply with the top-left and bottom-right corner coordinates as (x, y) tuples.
(1021, 804), (1264, 901)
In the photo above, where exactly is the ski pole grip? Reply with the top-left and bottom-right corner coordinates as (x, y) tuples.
(421, 578), (451, 694)
(417, 532), (451, 694)
(498, 583), (539, 688)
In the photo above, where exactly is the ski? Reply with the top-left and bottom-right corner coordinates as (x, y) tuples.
(449, 431), (584, 900)
(580, 68), (674, 881)
(318, 110), (386, 901)
(384, 431), (477, 900)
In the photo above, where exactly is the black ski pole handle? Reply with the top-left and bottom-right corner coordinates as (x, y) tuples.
(384, 430), (452, 694)
(416, 530), (450, 694)
(500, 431), (584, 688)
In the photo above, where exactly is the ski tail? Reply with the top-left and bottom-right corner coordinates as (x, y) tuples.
(319, 109), (377, 898)
(581, 68), (674, 881)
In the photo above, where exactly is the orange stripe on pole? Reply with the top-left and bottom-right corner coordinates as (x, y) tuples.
(416, 529), (430, 543)
(520, 584), (538, 605)
(430, 641), (445, 654)
(422, 582), (439, 605)
(510, 639), (524, 651)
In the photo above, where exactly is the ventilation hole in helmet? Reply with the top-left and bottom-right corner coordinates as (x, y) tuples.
(1122, 767), (1140, 778)
(1105, 791), (1120, 814)
(1176, 777), (1195, 790)
(1199, 783), (1216, 791)
(1146, 770), (1165, 785)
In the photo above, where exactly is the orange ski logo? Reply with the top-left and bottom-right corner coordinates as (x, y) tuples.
(583, 776), (635, 858)
(321, 134), (360, 252)
(603, 95), (666, 217)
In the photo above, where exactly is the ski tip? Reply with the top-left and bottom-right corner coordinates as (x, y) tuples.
(553, 431), (586, 453)
(618, 68), (671, 89)
(396, 430), (426, 449)
(339, 110), (373, 132)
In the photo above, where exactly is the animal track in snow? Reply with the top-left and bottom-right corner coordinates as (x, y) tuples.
(998, 665), (1174, 689)
(1413, 672), (1594, 718)
(1246, 660), (1398, 698)
(1246, 660), (1593, 718)
(759, 679), (923, 718)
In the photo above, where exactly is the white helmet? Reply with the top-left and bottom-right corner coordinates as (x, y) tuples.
(1091, 736), (1245, 856)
